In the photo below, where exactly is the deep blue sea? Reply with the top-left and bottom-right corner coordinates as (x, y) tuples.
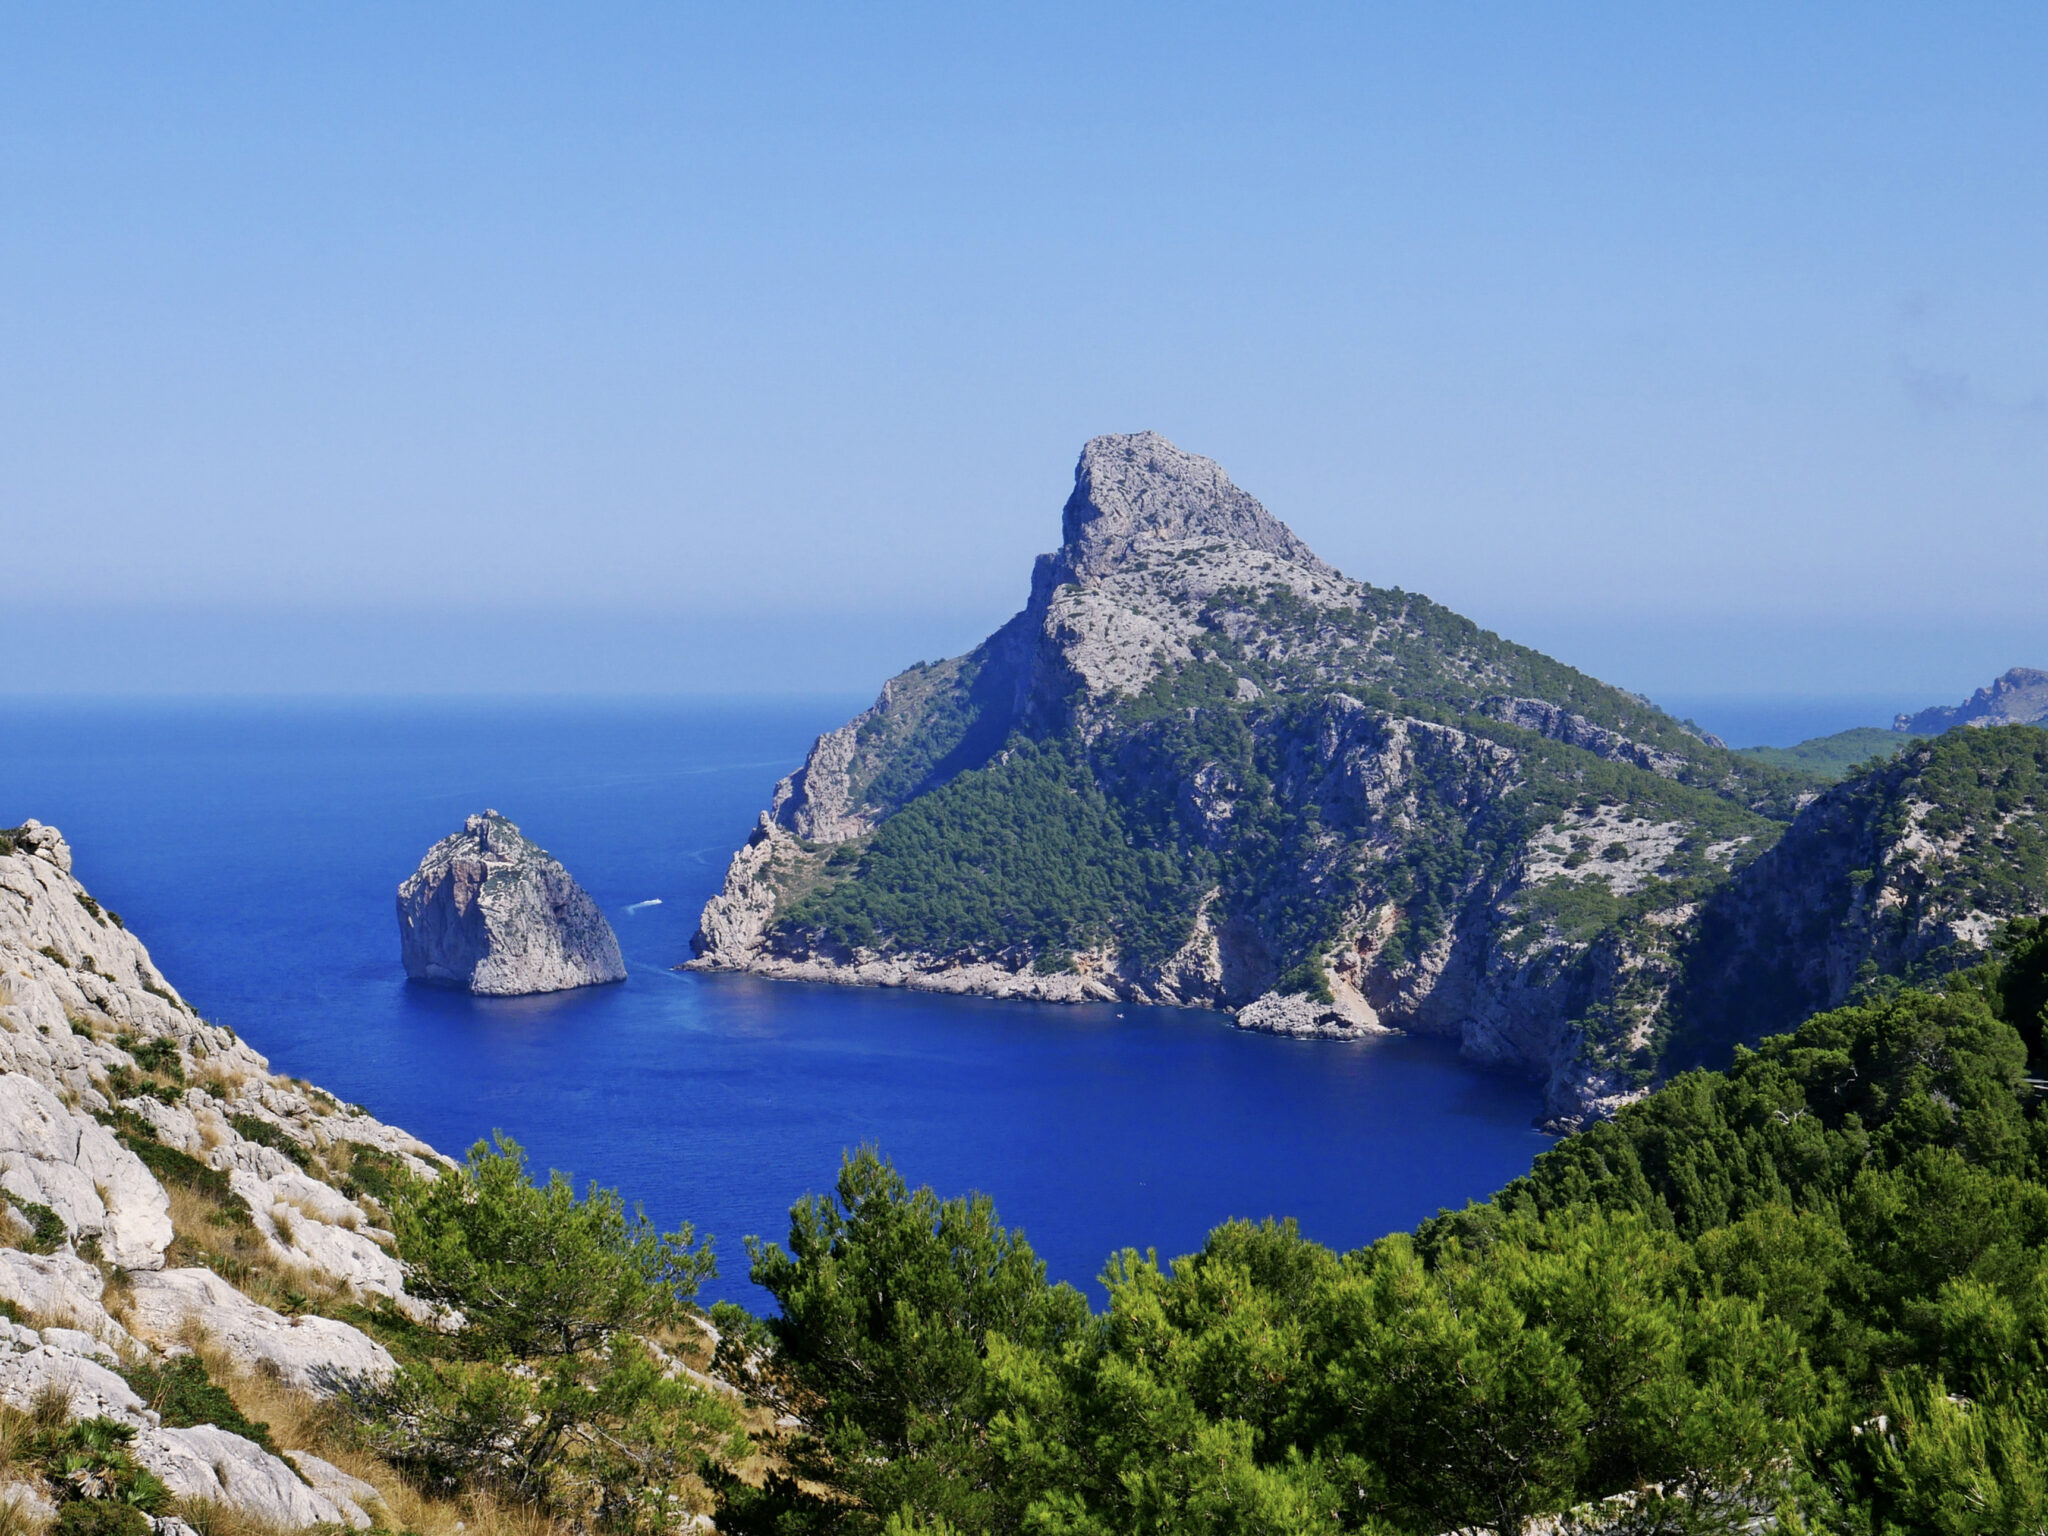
(1, 698), (1568, 1307)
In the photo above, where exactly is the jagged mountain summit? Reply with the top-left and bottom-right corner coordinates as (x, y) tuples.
(691, 432), (2047, 1126)
(398, 811), (625, 995)
(1896, 666), (2048, 734)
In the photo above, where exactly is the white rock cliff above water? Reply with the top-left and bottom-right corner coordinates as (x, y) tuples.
(397, 810), (625, 996)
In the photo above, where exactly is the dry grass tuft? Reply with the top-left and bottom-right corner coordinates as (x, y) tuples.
(0, 1402), (31, 1476)
(168, 1496), (300, 1536)
(27, 1385), (69, 1434)
(193, 1062), (251, 1099)
(0, 1491), (48, 1536)
(161, 1183), (348, 1320)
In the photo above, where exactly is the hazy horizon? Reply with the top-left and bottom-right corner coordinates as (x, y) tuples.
(4, 7), (2043, 705)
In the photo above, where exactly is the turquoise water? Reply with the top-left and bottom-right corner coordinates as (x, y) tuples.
(0, 699), (1551, 1306)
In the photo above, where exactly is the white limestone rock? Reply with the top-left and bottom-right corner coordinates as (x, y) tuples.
(135, 1424), (370, 1529)
(1, 1479), (57, 1524)
(0, 1075), (172, 1270)
(0, 1248), (134, 1347)
(226, 1168), (409, 1300)
(397, 811), (625, 995)
(0, 1338), (147, 1423)
(1233, 990), (1388, 1041)
(285, 1451), (384, 1517)
(121, 1268), (396, 1395)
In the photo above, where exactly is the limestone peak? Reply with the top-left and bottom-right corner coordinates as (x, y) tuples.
(1058, 431), (1334, 581)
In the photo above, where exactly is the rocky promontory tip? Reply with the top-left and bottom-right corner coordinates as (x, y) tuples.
(397, 810), (625, 995)
(1895, 666), (2048, 734)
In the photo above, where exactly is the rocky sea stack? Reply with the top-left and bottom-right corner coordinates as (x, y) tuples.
(398, 811), (624, 995)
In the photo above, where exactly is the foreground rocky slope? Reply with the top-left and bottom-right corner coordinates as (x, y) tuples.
(398, 810), (625, 995)
(1, 818), (449, 1528)
(690, 434), (1815, 1123)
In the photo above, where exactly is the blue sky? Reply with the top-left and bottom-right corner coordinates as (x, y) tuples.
(3, 5), (2043, 722)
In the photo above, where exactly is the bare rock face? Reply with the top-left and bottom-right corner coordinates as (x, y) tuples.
(397, 811), (625, 995)
(0, 1074), (172, 1270)
(1233, 990), (1389, 1041)
(122, 1267), (395, 1394)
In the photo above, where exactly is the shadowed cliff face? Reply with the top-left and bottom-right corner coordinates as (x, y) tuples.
(1671, 724), (2048, 1069)
(688, 433), (2048, 1127)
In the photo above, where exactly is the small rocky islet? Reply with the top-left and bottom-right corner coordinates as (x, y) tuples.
(396, 810), (625, 996)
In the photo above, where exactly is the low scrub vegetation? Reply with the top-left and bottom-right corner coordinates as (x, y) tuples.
(336, 1137), (745, 1533)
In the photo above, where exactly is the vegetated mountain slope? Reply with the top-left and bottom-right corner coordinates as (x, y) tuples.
(1673, 723), (2048, 1072)
(1737, 726), (1929, 782)
(721, 930), (2048, 1533)
(692, 432), (1836, 1126)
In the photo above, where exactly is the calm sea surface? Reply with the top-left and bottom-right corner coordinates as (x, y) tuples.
(0, 698), (1553, 1307)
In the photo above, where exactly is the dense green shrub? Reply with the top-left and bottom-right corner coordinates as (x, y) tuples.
(775, 739), (1200, 967)
(344, 1137), (742, 1530)
(124, 1037), (183, 1082)
(392, 1135), (713, 1361)
(336, 1142), (412, 1206)
(5, 1197), (67, 1255)
(33, 1417), (167, 1526)
(52, 1502), (148, 1536)
(720, 933), (2048, 1534)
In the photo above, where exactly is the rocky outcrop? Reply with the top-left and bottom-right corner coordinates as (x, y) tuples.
(689, 434), (1804, 1125)
(0, 1250), (135, 1348)
(135, 1423), (371, 1529)
(0, 820), (451, 1528)
(1896, 666), (2048, 733)
(1483, 697), (1690, 778)
(1233, 990), (1389, 1040)
(398, 810), (625, 995)
(692, 434), (2041, 1129)
(122, 1267), (394, 1394)
(0, 1074), (172, 1269)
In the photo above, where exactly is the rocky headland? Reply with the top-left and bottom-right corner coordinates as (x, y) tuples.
(397, 811), (625, 995)
(691, 432), (2048, 1127)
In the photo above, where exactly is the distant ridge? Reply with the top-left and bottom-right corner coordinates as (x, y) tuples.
(1896, 666), (2048, 733)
